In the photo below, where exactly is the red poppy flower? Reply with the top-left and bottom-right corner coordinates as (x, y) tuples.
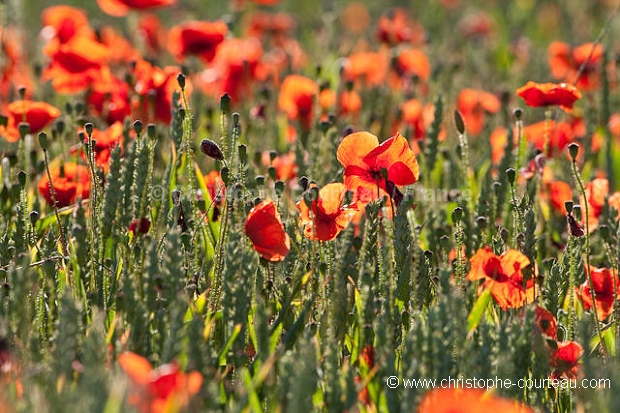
(204, 170), (225, 203)
(87, 69), (131, 124)
(337, 131), (419, 206)
(522, 120), (575, 155)
(97, 0), (176, 17)
(278, 74), (318, 131)
(467, 246), (534, 310)
(516, 81), (582, 110)
(118, 352), (203, 413)
(339, 89), (362, 117)
(244, 200), (290, 262)
(131, 59), (185, 124)
(355, 344), (375, 407)
(342, 51), (389, 87)
(297, 183), (357, 241)
(579, 178), (620, 231)
(456, 88), (501, 136)
(0, 27), (34, 101)
(545, 180), (572, 215)
(198, 37), (265, 101)
(129, 218), (151, 236)
(137, 14), (166, 57)
(417, 388), (534, 413)
(397, 99), (443, 143)
(534, 305), (557, 338)
(246, 11), (297, 40)
(576, 265), (620, 321)
(40, 5), (93, 56)
(1, 100), (61, 142)
(395, 48), (431, 83)
(548, 41), (603, 91)
(37, 162), (91, 207)
(168, 20), (228, 63)
(376, 8), (425, 46)
(41, 36), (111, 94)
(550, 341), (583, 380)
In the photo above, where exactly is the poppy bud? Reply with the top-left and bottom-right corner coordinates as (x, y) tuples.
(567, 213), (584, 237)
(513, 107), (523, 120)
(275, 180), (285, 197)
(268, 166), (277, 181)
(220, 93), (231, 116)
(56, 119), (65, 135)
(476, 216), (488, 230)
(568, 143), (579, 161)
(505, 168), (516, 185)
(232, 112), (240, 127)
(147, 124), (156, 139)
(18, 122), (30, 139)
(75, 102), (84, 114)
(0, 115), (7, 127)
(220, 167), (230, 185)
(564, 200), (574, 214)
(176, 73), (186, 90)
(133, 120), (143, 136)
(84, 123), (94, 136)
(171, 189), (181, 205)
(299, 176), (309, 191)
(38, 132), (48, 150)
(255, 175), (265, 186)
(453, 110), (466, 134)
(18, 86), (26, 100)
(200, 139), (224, 161)
(17, 170), (27, 187)
(452, 207), (463, 222)
(238, 144), (247, 164)
(29, 210), (38, 226)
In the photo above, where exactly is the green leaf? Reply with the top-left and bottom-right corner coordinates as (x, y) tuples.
(467, 288), (492, 332)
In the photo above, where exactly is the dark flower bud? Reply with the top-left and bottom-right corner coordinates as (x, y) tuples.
(38, 132), (48, 150)
(275, 180), (285, 196)
(567, 213), (584, 237)
(452, 207), (463, 222)
(200, 139), (224, 161)
(176, 73), (186, 89)
(568, 143), (579, 161)
(17, 170), (27, 187)
(84, 123), (94, 136)
(220, 93), (231, 116)
(18, 122), (30, 139)
(505, 168), (516, 185)
(133, 120), (143, 136)
(453, 110), (465, 134)
(513, 107), (523, 120)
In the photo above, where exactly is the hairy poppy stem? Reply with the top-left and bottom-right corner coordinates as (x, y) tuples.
(570, 147), (607, 359)
(41, 146), (70, 263)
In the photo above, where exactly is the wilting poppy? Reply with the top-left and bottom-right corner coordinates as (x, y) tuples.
(118, 352), (203, 413)
(576, 265), (620, 320)
(244, 199), (290, 261)
(278, 74), (318, 131)
(297, 183), (357, 241)
(516, 81), (582, 110)
(337, 131), (419, 206)
(534, 305), (558, 338)
(97, 0), (176, 17)
(467, 246), (534, 309)
(417, 388), (534, 413)
(1, 100), (61, 142)
(168, 20), (228, 63)
(456, 88), (501, 136)
(550, 340), (583, 380)
(37, 162), (91, 207)
(548, 41), (603, 91)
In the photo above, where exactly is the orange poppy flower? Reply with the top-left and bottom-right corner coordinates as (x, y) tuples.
(244, 199), (290, 262)
(80, 122), (124, 173)
(579, 178), (620, 231)
(534, 305), (558, 339)
(516, 81), (582, 110)
(41, 35), (111, 94)
(37, 162), (91, 207)
(198, 37), (265, 101)
(576, 265), (620, 321)
(550, 341), (583, 380)
(97, 0), (176, 17)
(337, 131), (419, 206)
(395, 48), (431, 83)
(319, 87), (336, 113)
(40, 5), (93, 57)
(548, 41), (603, 91)
(339, 89), (362, 117)
(397, 99), (444, 143)
(296, 183), (357, 241)
(118, 352), (203, 413)
(0, 27), (34, 101)
(342, 51), (388, 87)
(456, 88), (501, 136)
(467, 246), (534, 310)
(278, 74), (318, 130)
(417, 388), (534, 413)
(489, 126), (519, 165)
(246, 11), (297, 40)
(86, 69), (131, 124)
(376, 8), (426, 46)
(1, 100), (61, 142)
(204, 170), (225, 204)
(546, 180), (573, 215)
(168, 20), (228, 63)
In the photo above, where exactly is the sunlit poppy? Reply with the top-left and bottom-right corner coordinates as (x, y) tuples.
(137, 14), (166, 57)
(168, 20), (228, 63)
(467, 246), (535, 310)
(342, 51), (389, 87)
(522, 120), (575, 155)
(297, 183), (357, 241)
(417, 387), (534, 413)
(456, 88), (501, 136)
(339, 89), (362, 117)
(550, 341), (583, 380)
(576, 265), (620, 321)
(118, 352), (203, 413)
(545, 180), (573, 215)
(246, 11), (296, 40)
(0, 27), (34, 101)
(516, 81), (582, 110)
(37, 162), (91, 207)
(42, 35), (111, 94)
(548, 41), (603, 91)
(395, 48), (431, 83)
(131, 59), (185, 124)
(1, 100), (61, 142)
(579, 178), (620, 231)
(278, 74), (318, 131)
(98, 26), (141, 64)
(204, 170), (225, 204)
(244, 199), (290, 262)
(396, 99), (443, 143)
(198, 37), (265, 101)
(97, 0), (176, 17)
(337, 131), (419, 206)
(86, 68), (132, 124)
